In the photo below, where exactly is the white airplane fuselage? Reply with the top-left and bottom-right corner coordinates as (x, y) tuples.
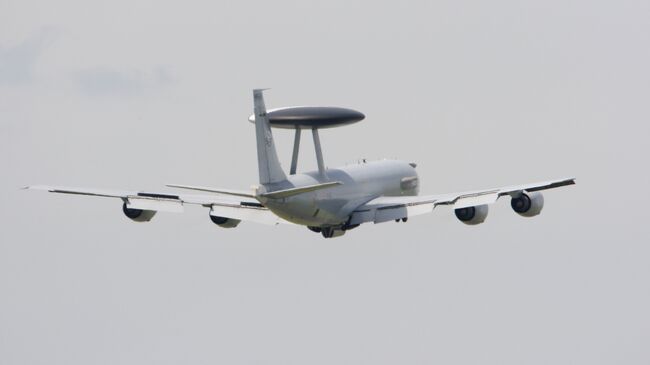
(259, 159), (419, 226)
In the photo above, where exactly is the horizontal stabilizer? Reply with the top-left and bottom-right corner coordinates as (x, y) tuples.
(165, 184), (256, 198)
(261, 181), (342, 199)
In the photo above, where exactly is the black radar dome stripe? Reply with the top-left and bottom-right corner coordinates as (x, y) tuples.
(248, 106), (365, 129)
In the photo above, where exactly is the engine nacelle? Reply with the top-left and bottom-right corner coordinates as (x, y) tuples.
(454, 204), (489, 225)
(511, 191), (544, 217)
(122, 203), (157, 222)
(210, 214), (241, 228)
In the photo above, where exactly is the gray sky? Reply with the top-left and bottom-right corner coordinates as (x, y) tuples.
(1, 0), (649, 363)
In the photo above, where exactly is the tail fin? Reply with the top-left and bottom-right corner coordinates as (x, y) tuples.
(253, 89), (287, 184)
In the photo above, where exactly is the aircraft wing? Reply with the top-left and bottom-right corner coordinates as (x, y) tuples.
(25, 185), (293, 226)
(349, 177), (575, 225)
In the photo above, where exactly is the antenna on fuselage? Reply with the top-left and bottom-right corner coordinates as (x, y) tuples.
(248, 94), (365, 180)
(287, 127), (326, 179)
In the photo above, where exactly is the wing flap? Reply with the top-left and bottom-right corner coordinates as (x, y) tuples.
(210, 203), (292, 225)
(126, 196), (184, 213)
(374, 205), (409, 223)
(165, 184), (256, 198)
(443, 190), (500, 209)
(349, 200), (436, 225)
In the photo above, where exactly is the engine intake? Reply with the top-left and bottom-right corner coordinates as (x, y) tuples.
(122, 203), (156, 222)
(454, 205), (488, 225)
(511, 192), (544, 217)
(210, 214), (241, 228)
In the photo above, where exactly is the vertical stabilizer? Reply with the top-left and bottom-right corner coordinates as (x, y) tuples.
(253, 89), (287, 184)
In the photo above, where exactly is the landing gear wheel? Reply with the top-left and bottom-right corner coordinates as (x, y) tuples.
(320, 227), (346, 238)
(321, 227), (334, 238)
(308, 226), (322, 233)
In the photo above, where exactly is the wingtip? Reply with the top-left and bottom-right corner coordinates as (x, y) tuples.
(253, 88), (271, 96)
(22, 185), (42, 190)
(22, 185), (52, 192)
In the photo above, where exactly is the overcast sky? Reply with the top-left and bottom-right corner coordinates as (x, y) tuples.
(2, 0), (649, 364)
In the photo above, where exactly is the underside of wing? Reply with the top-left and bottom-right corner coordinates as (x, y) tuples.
(349, 177), (575, 225)
(25, 185), (292, 226)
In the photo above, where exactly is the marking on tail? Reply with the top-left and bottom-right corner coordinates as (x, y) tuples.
(253, 89), (287, 184)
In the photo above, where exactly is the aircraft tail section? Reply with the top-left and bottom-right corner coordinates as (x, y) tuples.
(260, 181), (342, 199)
(253, 89), (287, 184)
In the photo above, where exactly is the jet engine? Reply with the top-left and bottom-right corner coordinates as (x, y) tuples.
(510, 191), (544, 217)
(122, 203), (157, 222)
(210, 214), (241, 228)
(454, 205), (489, 225)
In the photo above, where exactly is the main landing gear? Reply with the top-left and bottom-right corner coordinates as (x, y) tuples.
(320, 227), (345, 238)
(308, 223), (360, 238)
(308, 226), (344, 238)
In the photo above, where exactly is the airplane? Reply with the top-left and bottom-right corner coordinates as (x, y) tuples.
(26, 89), (575, 238)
